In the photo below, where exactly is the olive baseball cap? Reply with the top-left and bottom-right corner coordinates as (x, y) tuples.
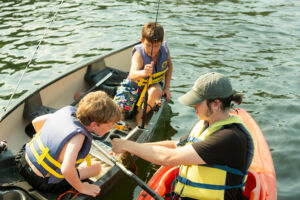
(178, 72), (232, 106)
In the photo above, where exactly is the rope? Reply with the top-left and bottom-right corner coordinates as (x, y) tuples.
(141, 0), (161, 129)
(57, 190), (80, 200)
(0, 0), (64, 122)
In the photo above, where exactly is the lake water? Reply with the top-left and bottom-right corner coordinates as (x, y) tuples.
(1, 0), (299, 199)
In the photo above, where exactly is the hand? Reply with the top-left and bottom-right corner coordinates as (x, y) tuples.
(111, 138), (126, 154)
(163, 88), (171, 101)
(80, 182), (101, 197)
(142, 61), (154, 77)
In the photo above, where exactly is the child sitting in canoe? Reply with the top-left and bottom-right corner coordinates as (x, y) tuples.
(15, 91), (121, 197)
(114, 22), (173, 126)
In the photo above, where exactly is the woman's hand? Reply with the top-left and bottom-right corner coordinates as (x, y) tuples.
(111, 138), (126, 154)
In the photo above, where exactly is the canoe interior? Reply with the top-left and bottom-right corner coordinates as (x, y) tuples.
(0, 42), (135, 154)
(0, 42), (166, 200)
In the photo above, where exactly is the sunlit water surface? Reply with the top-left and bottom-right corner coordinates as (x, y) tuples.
(1, 0), (299, 199)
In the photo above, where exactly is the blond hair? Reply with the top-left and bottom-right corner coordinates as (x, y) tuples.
(76, 91), (121, 126)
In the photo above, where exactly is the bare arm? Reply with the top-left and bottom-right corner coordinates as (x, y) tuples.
(111, 139), (206, 166)
(61, 133), (100, 197)
(128, 52), (153, 81)
(164, 53), (173, 89)
(32, 114), (52, 132)
(163, 50), (173, 101)
(144, 140), (177, 149)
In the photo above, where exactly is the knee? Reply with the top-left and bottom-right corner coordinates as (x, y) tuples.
(94, 162), (102, 174)
(148, 86), (162, 99)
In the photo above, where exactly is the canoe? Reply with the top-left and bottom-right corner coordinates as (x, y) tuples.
(0, 42), (167, 200)
(138, 108), (277, 200)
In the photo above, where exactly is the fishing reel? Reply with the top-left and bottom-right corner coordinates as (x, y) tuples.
(0, 140), (7, 154)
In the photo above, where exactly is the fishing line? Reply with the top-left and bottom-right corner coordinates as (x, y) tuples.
(141, 0), (161, 129)
(0, 0), (65, 121)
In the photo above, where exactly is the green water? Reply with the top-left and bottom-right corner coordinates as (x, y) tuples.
(1, 0), (300, 199)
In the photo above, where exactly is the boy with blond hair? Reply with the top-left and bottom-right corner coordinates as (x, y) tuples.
(16, 91), (121, 197)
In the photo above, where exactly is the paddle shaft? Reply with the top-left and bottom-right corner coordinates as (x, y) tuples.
(92, 141), (164, 200)
(71, 72), (113, 106)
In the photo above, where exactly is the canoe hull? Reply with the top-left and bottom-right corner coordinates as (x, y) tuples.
(0, 42), (167, 200)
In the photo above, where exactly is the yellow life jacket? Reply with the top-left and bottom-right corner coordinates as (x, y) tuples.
(174, 116), (254, 200)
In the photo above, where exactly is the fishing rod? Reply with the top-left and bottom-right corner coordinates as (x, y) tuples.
(141, 0), (161, 129)
(0, 0), (64, 122)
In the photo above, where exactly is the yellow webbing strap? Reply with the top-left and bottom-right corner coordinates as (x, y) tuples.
(135, 68), (168, 87)
(36, 137), (61, 168)
(76, 154), (91, 166)
(86, 154), (91, 166)
(135, 68), (168, 111)
(29, 144), (64, 178)
(136, 76), (153, 110)
(29, 132), (91, 178)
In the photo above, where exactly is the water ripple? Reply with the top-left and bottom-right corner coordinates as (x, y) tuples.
(1, 0), (300, 199)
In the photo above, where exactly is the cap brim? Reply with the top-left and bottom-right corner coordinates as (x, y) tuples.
(178, 90), (204, 106)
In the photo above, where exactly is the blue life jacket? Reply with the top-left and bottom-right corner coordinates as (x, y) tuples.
(132, 42), (169, 110)
(26, 106), (92, 183)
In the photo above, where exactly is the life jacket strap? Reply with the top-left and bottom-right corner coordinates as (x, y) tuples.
(135, 68), (168, 111)
(29, 132), (91, 178)
(200, 164), (247, 176)
(136, 76), (153, 111)
(176, 176), (246, 190)
(77, 154), (91, 166)
(29, 144), (64, 178)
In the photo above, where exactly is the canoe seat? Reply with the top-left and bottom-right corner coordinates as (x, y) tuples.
(24, 105), (57, 121)
(243, 169), (261, 200)
(85, 67), (128, 98)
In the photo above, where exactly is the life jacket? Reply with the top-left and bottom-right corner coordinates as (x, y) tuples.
(174, 115), (254, 200)
(132, 42), (169, 110)
(26, 106), (92, 184)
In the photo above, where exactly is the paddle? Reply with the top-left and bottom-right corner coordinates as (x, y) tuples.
(25, 71), (113, 137)
(92, 141), (164, 200)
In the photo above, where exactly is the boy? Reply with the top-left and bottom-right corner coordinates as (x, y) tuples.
(15, 91), (121, 197)
(114, 22), (173, 126)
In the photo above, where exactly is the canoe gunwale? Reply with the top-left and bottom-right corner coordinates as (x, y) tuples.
(0, 42), (140, 123)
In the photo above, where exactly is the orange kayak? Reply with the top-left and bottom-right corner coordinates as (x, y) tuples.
(137, 108), (277, 200)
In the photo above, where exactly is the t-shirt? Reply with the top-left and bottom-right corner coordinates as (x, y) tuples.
(179, 124), (248, 200)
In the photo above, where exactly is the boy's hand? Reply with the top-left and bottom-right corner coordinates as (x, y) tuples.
(163, 88), (171, 101)
(80, 182), (101, 197)
(142, 61), (154, 77)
